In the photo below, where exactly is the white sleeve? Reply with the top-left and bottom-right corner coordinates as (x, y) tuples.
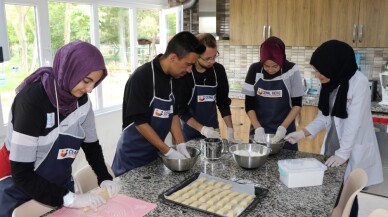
(305, 110), (327, 138)
(289, 66), (305, 98)
(81, 102), (98, 143)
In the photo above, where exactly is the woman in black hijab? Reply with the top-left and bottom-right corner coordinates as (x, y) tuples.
(285, 40), (383, 217)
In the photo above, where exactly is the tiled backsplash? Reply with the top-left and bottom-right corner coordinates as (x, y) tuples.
(216, 40), (388, 94)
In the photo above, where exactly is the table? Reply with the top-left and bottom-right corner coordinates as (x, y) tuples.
(115, 140), (346, 217)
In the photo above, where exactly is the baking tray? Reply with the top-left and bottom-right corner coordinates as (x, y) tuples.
(158, 173), (268, 217)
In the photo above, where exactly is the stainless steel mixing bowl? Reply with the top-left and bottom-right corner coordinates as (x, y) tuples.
(158, 146), (201, 172)
(229, 143), (271, 169)
(250, 134), (285, 155)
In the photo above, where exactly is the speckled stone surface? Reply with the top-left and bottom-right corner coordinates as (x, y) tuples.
(115, 140), (346, 217)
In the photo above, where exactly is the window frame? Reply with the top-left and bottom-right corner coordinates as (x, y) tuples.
(0, 0), (170, 120)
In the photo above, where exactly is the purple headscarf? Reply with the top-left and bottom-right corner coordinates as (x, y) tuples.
(17, 40), (107, 115)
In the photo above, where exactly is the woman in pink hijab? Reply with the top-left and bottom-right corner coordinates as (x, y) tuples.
(242, 36), (305, 150)
(0, 40), (120, 216)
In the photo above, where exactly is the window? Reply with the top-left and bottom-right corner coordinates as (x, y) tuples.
(137, 8), (160, 65)
(0, 4), (39, 123)
(98, 6), (132, 107)
(48, 2), (100, 108)
(0, 0), (177, 125)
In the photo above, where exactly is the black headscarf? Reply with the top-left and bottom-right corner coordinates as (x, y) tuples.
(310, 40), (358, 118)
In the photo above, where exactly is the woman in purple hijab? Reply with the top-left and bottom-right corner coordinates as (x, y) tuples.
(0, 40), (120, 216)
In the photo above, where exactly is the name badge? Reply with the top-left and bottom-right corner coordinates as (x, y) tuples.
(57, 148), (79, 159)
(46, 112), (55, 128)
(257, 88), (282, 98)
(153, 108), (170, 118)
(197, 95), (216, 102)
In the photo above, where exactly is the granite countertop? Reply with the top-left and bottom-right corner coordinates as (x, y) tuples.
(116, 140), (346, 217)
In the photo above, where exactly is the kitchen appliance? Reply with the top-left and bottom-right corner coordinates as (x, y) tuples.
(379, 65), (388, 105)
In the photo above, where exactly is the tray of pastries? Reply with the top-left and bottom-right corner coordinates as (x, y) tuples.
(158, 173), (268, 217)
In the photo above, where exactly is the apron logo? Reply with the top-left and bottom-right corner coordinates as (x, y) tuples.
(257, 88), (282, 97)
(57, 148), (79, 159)
(46, 112), (55, 128)
(197, 95), (215, 102)
(153, 108), (170, 118)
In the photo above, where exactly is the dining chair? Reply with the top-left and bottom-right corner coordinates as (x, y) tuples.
(73, 162), (115, 194)
(331, 168), (368, 217)
(368, 208), (388, 217)
(12, 199), (54, 217)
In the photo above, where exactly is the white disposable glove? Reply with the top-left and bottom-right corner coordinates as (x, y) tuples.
(271, 126), (287, 143)
(254, 127), (266, 143)
(325, 155), (346, 167)
(176, 143), (191, 158)
(227, 128), (243, 144)
(164, 148), (187, 159)
(63, 192), (106, 210)
(200, 126), (220, 139)
(100, 180), (121, 198)
(284, 130), (305, 144)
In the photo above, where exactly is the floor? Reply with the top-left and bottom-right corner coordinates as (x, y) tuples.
(358, 192), (388, 217)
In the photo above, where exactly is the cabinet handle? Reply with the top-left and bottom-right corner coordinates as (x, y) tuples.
(268, 25), (271, 38)
(230, 106), (244, 109)
(263, 25), (266, 40)
(352, 24), (357, 43)
(358, 24), (363, 43)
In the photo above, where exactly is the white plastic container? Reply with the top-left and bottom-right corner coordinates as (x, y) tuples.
(277, 158), (327, 188)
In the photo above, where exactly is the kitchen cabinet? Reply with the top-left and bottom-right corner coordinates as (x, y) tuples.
(218, 99), (251, 142)
(297, 105), (326, 154)
(309, 0), (388, 47)
(230, 0), (388, 47)
(230, 0), (310, 46)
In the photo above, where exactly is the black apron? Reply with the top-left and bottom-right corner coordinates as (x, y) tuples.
(250, 71), (298, 150)
(182, 67), (218, 141)
(112, 61), (174, 176)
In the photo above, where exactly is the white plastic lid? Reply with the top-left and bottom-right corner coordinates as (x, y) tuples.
(277, 158), (327, 173)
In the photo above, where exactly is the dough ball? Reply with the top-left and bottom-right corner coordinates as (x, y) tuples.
(197, 177), (207, 183)
(222, 184), (233, 190)
(191, 181), (201, 188)
(190, 201), (202, 208)
(226, 209), (237, 217)
(199, 203), (211, 210)
(214, 181), (225, 188)
(207, 180), (217, 186)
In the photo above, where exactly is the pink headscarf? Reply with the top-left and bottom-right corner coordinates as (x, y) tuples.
(260, 36), (286, 68)
(17, 40), (107, 115)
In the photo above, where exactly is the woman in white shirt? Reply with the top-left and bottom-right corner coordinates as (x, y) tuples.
(285, 40), (383, 217)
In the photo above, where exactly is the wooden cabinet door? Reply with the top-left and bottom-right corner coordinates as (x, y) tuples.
(357, 0), (388, 47)
(217, 99), (250, 142)
(297, 106), (326, 154)
(309, 0), (359, 47)
(230, 0), (267, 45)
(268, 0), (311, 46)
(230, 99), (251, 142)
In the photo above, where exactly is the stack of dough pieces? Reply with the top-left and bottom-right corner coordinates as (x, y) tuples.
(167, 177), (256, 217)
